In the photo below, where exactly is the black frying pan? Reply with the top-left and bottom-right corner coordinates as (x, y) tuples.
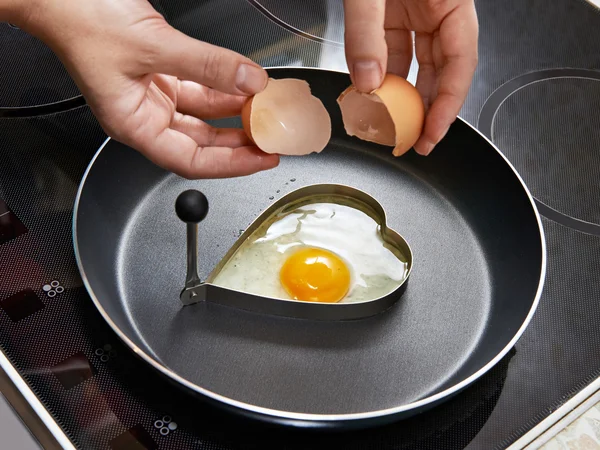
(73, 68), (546, 429)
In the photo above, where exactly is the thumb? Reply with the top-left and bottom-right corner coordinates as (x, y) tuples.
(150, 26), (268, 96)
(343, 0), (387, 92)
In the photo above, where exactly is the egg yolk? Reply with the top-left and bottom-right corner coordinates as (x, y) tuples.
(279, 248), (351, 303)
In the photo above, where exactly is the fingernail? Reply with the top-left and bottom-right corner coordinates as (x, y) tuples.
(236, 64), (267, 95)
(416, 141), (435, 156)
(353, 60), (382, 92)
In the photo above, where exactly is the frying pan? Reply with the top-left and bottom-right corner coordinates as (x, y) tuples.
(73, 68), (546, 429)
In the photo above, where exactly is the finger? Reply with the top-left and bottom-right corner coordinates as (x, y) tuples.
(149, 26), (268, 96)
(176, 81), (247, 119)
(414, 4), (478, 156)
(343, 0), (387, 92)
(141, 128), (279, 179)
(170, 112), (252, 147)
(414, 32), (437, 111)
(384, 28), (413, 79)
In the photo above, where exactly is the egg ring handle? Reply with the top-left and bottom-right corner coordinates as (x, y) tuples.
(175, 190), (209, 305)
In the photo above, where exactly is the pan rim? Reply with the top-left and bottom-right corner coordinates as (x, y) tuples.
(72, 67), (547, 425)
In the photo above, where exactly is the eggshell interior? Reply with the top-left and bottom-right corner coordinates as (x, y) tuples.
(336, 89), (396, 147)
(337, 74), (425, 156)
(241, 78), (331, 156)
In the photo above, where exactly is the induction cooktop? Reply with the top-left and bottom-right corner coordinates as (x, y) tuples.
(1, 0), (600, 449)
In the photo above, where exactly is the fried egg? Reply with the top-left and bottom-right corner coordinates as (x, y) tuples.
(212, 201), (409, 303)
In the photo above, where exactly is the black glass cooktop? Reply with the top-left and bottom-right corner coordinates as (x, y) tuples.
(1, 0), (600, 449)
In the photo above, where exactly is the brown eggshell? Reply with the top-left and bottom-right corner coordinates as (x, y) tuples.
(240, 78), (331, 156)
(241, 96), (255, 144)
(337, 74), (425, 156)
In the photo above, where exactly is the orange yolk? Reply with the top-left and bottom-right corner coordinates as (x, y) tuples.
(279, 248), (351, 303)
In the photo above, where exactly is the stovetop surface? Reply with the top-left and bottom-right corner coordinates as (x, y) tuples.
(1, 0), (600, 449)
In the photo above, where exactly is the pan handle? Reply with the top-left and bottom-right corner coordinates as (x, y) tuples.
(175, 190), (209, 305)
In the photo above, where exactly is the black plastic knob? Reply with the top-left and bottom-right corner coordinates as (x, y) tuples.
(175, 190), (209, 224)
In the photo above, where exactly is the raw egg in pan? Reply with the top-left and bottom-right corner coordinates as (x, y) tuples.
(211, 190), (410, 305)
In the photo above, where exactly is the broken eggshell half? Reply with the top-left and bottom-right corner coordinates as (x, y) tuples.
(241, 78), (332, 156)
(337, 73), (425, 157)
(180, 184), (413, 321)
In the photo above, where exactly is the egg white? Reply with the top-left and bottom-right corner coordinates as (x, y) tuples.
(212, 202), (408, 303)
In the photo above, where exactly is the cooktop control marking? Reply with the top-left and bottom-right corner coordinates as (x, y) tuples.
(42, 280), (64, 298)
(94, 344), (117, 363)
(153, 415), (178, 436)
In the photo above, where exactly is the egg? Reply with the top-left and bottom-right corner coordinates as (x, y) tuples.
(241, 78), (332, 156)
(337, 73), (425, 156)
(212, 199), (409, 304)
(280, 247), (351, 303)
(241, 74), (424, 158)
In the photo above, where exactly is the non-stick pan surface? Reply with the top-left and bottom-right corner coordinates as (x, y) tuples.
(73, 68), (545, 428)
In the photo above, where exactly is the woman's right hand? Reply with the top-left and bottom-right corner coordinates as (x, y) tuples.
(14, 0), (279, 179)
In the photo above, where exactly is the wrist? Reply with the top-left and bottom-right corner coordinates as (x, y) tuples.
(7, 0), (64, 54)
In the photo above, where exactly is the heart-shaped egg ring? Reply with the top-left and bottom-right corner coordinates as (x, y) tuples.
(176, 184), (413, 321)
